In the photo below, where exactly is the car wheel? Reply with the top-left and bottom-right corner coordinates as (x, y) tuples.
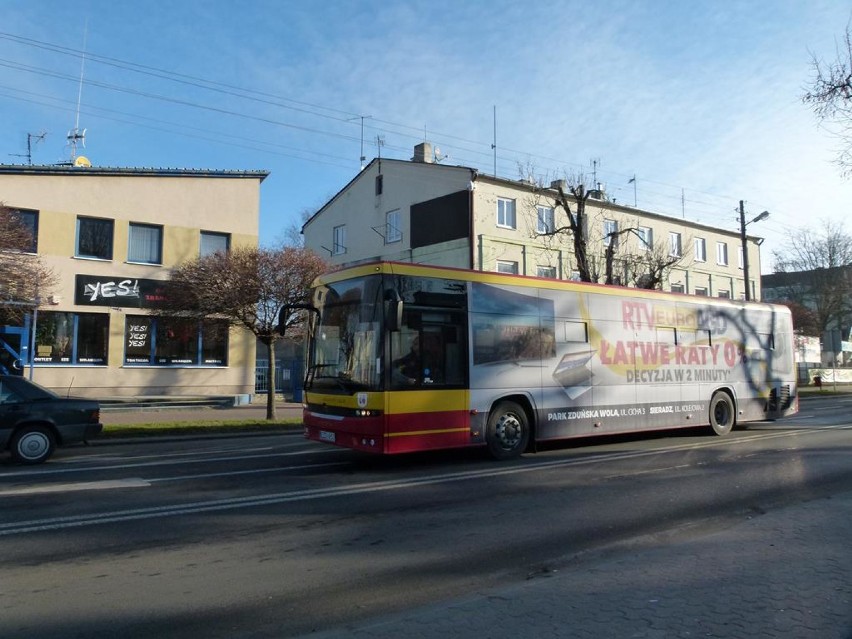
(708, 392), (735, 436)
(485, 401), (530, 460)
(10, 424), (56, 464)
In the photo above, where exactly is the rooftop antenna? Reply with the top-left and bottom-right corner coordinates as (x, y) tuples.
(10, 132), (47, 165)
(590, 158), (600, 185)
(491, 105), (497, 177)
(66, 21), (88, 163)
(348, 115), (372, 169)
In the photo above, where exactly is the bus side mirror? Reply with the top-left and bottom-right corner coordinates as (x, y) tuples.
(385, 291), (403, 332)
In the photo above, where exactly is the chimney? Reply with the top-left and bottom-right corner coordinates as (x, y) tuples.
(413, 142), (433, 163)
(550, 179), (567, 191)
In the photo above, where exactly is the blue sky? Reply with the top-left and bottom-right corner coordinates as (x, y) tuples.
(1, 0), (850, 273)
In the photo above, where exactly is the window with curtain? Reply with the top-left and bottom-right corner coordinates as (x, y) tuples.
(128, 223), (163, 264)
(200, 231), (230, 257)
(385, 210), (401, 243)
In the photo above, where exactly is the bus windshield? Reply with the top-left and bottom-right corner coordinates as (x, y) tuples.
(306, 275), (383, 393)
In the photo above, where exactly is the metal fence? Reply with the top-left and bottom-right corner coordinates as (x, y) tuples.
(255, 358), (304, 400)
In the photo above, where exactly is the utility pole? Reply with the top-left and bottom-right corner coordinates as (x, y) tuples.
(740, 200), (750, 301)
(739, 200), (770, 302)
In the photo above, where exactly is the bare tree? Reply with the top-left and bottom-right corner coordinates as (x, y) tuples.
(525, 172), (687, 289)
(0, 204), (56, 324)
(803, 23), (852, 175)
(623, 239), (686, 290)
(771, 220), (852, 334)
(158, 245), (328, 420)
(280, 207), (315, 247)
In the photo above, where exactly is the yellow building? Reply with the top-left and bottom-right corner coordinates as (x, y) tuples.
(0, 163), (267, 399)
(303, 143), (765, 300)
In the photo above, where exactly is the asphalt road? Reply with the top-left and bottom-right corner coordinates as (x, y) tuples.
(2, 395), (851, 638)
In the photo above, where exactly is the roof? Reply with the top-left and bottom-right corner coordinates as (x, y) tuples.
(300, 155), (752, 241)
(0, 164), (269, 181)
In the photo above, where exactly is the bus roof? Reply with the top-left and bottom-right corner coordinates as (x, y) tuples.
(312, 260), (789, 313)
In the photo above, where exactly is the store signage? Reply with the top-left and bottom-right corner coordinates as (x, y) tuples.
(75, 274), (168, 308)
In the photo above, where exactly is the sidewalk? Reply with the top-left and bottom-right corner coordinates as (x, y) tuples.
(303, 490), (852, 638)
(99, 400), (303, 425)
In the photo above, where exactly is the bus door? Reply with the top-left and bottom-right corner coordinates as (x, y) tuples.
(386, 308), (469, 452)
(389, 309), (467, 389)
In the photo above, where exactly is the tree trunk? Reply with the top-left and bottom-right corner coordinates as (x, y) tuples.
(266, 338), (276, 421)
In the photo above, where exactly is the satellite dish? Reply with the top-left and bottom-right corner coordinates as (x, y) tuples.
(74, 155), (92, 167)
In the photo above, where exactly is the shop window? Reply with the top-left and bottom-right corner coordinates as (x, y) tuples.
(124, 316), (228, 366)
(33, 311), (109, 365)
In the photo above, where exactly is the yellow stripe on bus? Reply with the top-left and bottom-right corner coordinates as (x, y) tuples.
(387, 389), (469, 414)
(304, 389), (469, 413)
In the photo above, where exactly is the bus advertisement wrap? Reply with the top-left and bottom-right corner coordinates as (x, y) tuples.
(302, 262), (797, 459)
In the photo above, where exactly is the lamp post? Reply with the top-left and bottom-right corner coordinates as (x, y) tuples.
(739, 200), (769, 301)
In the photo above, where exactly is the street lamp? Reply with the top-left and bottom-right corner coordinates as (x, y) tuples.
(739, 200), (769, 301)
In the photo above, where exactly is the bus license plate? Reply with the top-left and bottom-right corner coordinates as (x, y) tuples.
(319, 430), (336, 443)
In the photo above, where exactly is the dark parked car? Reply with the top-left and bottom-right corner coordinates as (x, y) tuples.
(0, 375), (102, 464)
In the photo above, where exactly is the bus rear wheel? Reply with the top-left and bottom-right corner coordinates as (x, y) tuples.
(485, 401), (530, 460)
(708, 392), (735, 436)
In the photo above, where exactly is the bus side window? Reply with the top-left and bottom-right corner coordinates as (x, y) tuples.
(564, 320), (588, 343)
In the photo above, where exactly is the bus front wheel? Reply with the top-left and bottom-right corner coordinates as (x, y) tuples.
(485, 401), (530, 460)
(708, 392), (735, 436)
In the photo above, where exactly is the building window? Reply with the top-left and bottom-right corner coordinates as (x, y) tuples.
(537, 265), (556, 278)
(200, 231), (230, 257)
(570, 270), (581, 281)
(637, 226), (652, 251)
(124, 316), (228, 366)
(375, 174), (383, 196)
(694, 237), (706, 262)
(76, 217), (114, 260)
(716, 241), (728, 266)
(695, 286), (708, 296)
(333, 225), (347, 255)
(718, 289), (731, 299)
(603, 219), (618, 246)
(33, 311), (109, 365)
(386, 209), (401, 243)
(128, 223), (163, 264)
(496, 260), (518, 274)
(671, 283), (685, 293)
(669, 232), (682, 257)
(8, 208), (38, 253)
(496, 198), (516, 229)
(536, 206), (555, 234)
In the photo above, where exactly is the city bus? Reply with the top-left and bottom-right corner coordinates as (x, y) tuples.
(300, 261), (798, 459)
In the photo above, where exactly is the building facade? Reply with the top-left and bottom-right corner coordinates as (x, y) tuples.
(303, 144), (764, 300)
(0, 164), (267, 398)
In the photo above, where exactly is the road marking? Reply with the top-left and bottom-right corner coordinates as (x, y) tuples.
(0, 478), (151, 496)
(0, 448), (324, 478)
(1, 426), (849, 536)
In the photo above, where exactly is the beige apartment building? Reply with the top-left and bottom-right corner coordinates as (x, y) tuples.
(0, 164), (267, 398)
(303, 143), (764, 301)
